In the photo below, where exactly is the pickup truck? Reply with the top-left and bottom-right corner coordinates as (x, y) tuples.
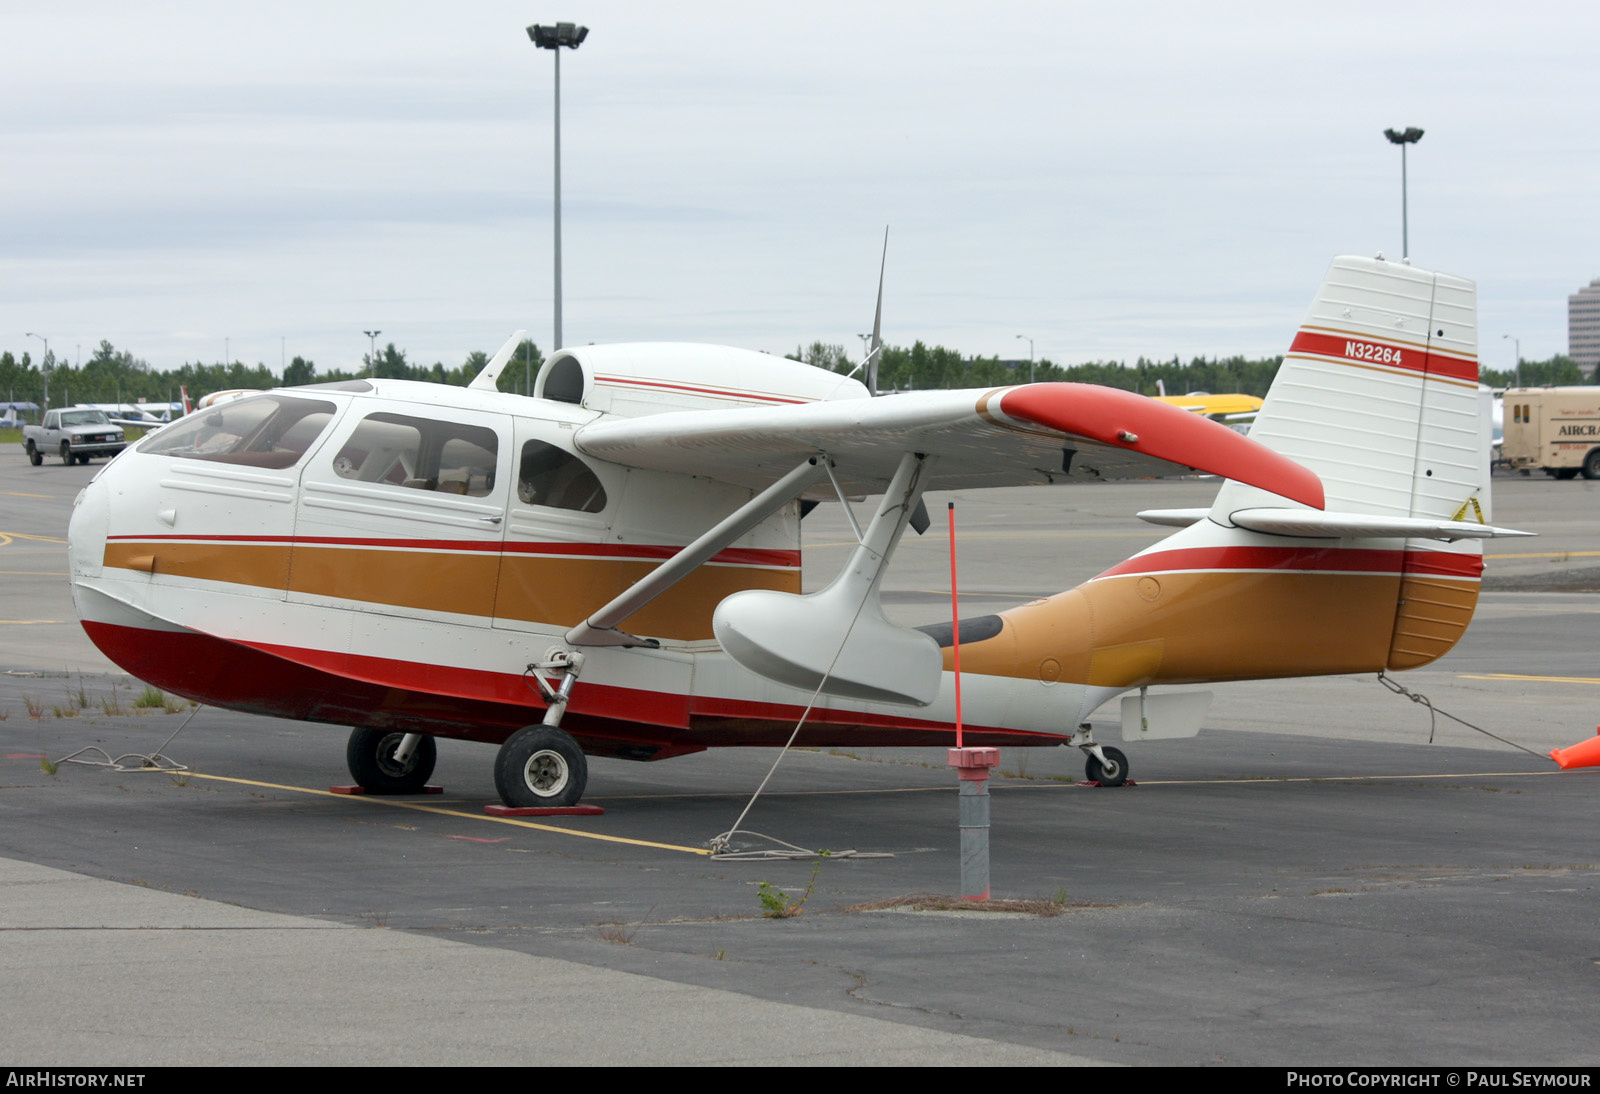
(22, 408), (128, 466)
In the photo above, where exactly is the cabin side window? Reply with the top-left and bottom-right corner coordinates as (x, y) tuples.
(137, 394), (338, 469)
(332, 412), (499, 497)
(516, 440), (606, 513)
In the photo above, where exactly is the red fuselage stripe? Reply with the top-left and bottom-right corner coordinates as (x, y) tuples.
(1096, 545), (1483, 579)
(104, 534), (799, 568)
(593, 374), (810, 405)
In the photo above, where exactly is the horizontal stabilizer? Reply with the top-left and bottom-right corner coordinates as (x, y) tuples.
(1224, 508), (1533, 542)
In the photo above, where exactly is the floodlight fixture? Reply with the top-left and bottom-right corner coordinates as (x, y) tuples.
(528, 23), (588, 49)
(527, 22), (591, 354)
(1381, 126), (1424, 260)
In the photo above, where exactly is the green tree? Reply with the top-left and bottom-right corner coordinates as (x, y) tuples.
(283, 356), (316, 387)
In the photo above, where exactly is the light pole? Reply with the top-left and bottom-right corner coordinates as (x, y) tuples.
(528, 21), (589, 354)
(1016, 334), (1034, 384)
(1383, 127), (1424, 261)
(25, 332), (49, 412)
(363, 330), (382, 377)
(1503, 334), (1521, 388)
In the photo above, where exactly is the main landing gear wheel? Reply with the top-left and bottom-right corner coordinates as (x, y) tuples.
(1085, 745), (1129, 787)
(494, 725), (587, 808)
(345, 728), (436, 794)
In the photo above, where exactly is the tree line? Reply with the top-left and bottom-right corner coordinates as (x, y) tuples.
(0, 336), (1588, 420)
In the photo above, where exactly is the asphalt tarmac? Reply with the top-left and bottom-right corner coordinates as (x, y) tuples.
(3, 456), (1598, 1066)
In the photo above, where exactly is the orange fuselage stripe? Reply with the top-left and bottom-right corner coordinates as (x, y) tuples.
(102, 540), (800, 641)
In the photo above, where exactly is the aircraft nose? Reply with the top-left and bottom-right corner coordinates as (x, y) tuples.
(67, 475), (109, 581)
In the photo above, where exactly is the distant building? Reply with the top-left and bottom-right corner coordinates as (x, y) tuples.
(1570, 276), (1600, 377)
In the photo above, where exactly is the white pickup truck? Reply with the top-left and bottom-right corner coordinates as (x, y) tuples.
(22, 408), (128, 466)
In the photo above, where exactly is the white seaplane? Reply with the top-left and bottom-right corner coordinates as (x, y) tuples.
(67, 256), (1530, 808)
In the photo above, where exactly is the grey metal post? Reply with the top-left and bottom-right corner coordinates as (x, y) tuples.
(958, 775), (991, 899)
(948, 746), (999, 900)
(553, 45), (562, 353)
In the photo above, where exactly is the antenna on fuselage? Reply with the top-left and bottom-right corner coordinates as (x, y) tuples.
(865, 226), (887, 396)
(468, 330), (529, 392)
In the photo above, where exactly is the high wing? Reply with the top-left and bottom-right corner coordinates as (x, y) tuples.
(575, 382), (1325, 507)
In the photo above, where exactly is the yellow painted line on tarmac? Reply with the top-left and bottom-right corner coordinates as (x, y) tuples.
(1460, 673), (1600, 686)
(1, 492), (57, 499)
(0, 571), (69, 576)
(0, 620), (64, 625)
(999, 768), (1574, 789)
(166, 770), (710, 855)
(0, 532), (66, 546)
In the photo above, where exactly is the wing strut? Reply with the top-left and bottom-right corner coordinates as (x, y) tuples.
(565, 456), (831, 648)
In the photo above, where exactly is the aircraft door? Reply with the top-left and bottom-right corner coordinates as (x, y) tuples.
(291, 404), (513, 623)
(492, 418), (617, 636)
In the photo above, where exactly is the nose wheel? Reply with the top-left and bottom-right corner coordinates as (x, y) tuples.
(494, 725), (587, 808)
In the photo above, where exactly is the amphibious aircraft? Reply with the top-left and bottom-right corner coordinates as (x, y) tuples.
(67, 255), (1530, 809)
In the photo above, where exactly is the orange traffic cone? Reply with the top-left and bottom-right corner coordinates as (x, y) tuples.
(1550, 729), (1600, 770)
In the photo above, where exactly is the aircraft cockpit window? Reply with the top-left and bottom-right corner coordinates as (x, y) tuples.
(332, 412), (499, 497)
(137, 394), (338, 469)
(517, 440), (606, 513)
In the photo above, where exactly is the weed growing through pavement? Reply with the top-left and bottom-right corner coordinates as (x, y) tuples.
(758, 851), (830, 918)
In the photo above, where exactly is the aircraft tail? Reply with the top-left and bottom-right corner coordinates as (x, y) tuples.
(953, 256), (1521, 712)
(1206, 255), (1491, 671)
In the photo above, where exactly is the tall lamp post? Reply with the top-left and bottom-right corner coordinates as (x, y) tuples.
(363, 330), (382, 378)
(1382, 127), (1424, 261)
(528, 21), (589, 354)
(1016, 334), (1034, 384)
(25, 332), (49, 413)
(1503, 334), (1521, 388)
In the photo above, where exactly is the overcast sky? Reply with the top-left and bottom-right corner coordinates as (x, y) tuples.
(3, 1), (1595, 377)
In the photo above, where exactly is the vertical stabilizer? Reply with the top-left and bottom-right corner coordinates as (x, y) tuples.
(1212, 255), (1482, 520)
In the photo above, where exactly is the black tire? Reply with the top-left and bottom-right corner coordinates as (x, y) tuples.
(59, 441), (72, 466)
(76, 454), (91, 465)
(25, 441), (41, 466)
(494, 725), (587, 808)
(1584, 450), (1600, 481)
(345, 728), (436, 794)
(1085, 745), (1129, 787)
(1556, 468), (1579, 480)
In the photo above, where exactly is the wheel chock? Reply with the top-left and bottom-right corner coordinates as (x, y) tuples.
(1551, 729), (1600, 770)
(484, 803), (605, 817)
(329, 784), (444, 795)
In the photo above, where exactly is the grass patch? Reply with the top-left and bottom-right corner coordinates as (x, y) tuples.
(133, 686), (166, 710)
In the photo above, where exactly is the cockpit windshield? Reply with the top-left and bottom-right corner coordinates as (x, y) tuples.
(137, 394), (339, 469)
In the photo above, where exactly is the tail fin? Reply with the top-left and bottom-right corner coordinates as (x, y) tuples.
(1212, 254), (1486, 521)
